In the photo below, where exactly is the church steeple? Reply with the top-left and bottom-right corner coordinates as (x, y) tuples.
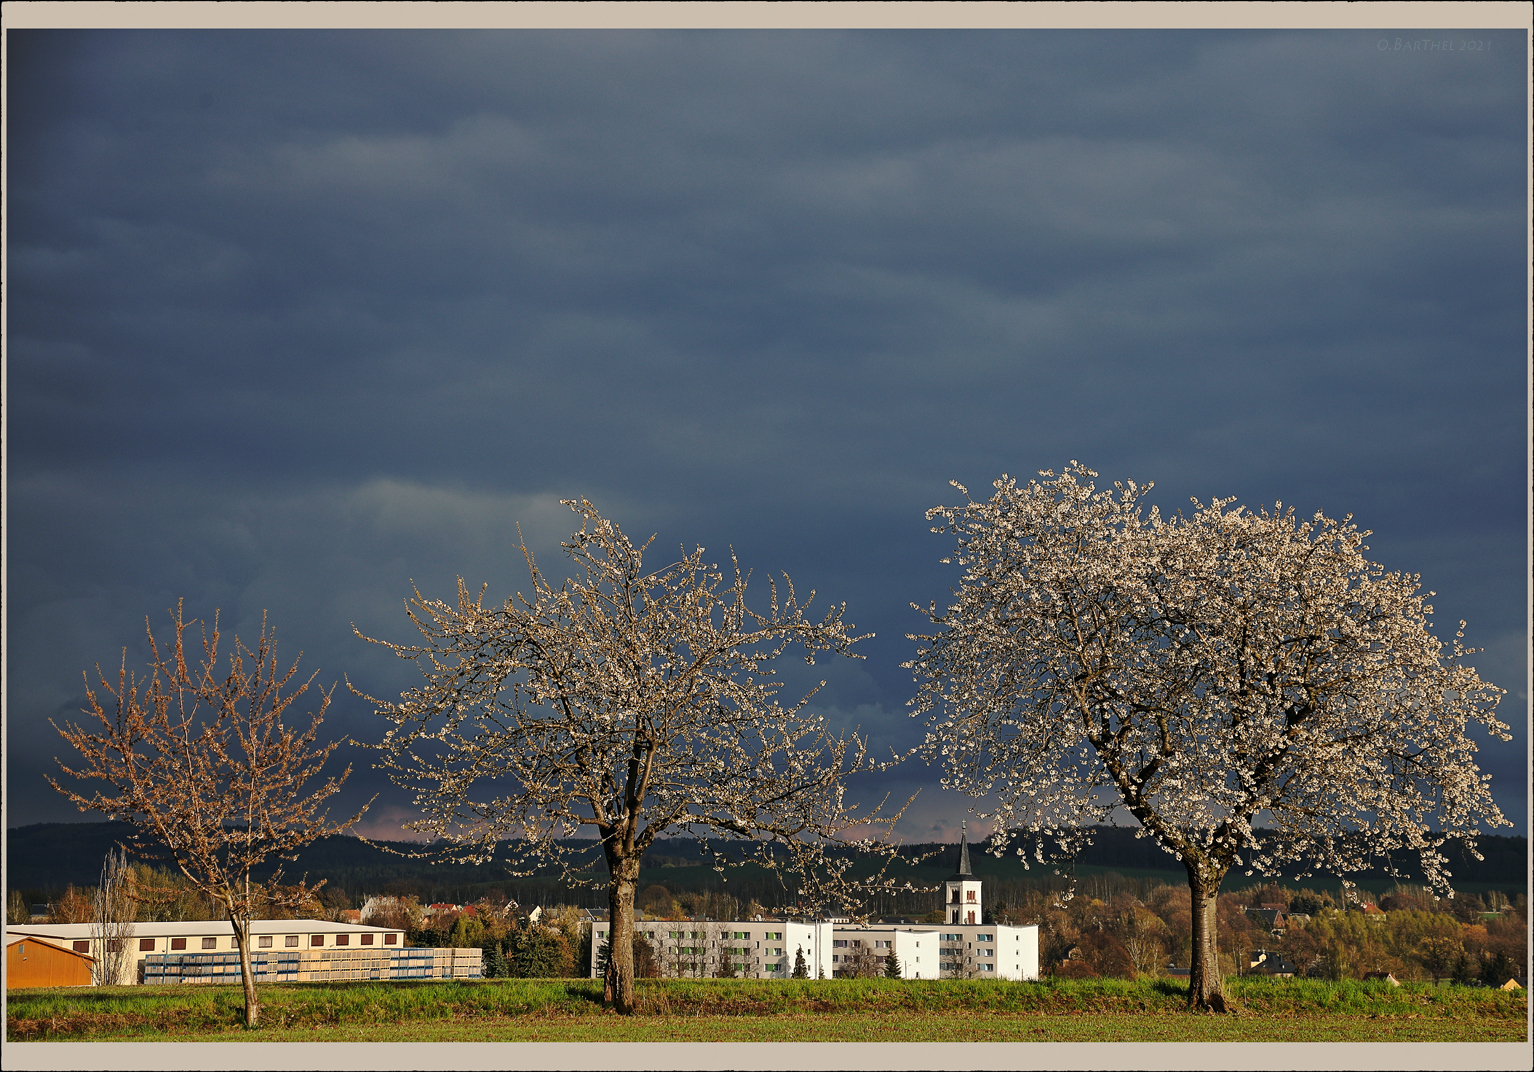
(952, 822), (973, 878)
(943, 821), (984, 925)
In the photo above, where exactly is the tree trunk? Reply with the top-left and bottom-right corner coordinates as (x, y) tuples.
(1185, 858), (1232, 1012)
(603, 853), (640, 1014)
(231, 914), (260, 1028)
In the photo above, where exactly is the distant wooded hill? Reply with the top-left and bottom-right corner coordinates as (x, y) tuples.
(7, 822), (1525, 905)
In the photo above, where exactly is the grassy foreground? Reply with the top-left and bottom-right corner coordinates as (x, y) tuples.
(8, 977), (1526, 1043)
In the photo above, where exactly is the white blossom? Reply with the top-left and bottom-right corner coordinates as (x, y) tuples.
(353, 499), (917, 1012)
(906, 463), (1511, 1007)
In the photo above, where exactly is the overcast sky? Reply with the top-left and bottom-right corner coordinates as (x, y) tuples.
(5, 28), (1528, 850)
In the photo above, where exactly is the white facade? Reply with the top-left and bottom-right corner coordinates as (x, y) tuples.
(6, 919), (404, 986)
(829, 921), (1038, 980)
(590, 919), (834, 980)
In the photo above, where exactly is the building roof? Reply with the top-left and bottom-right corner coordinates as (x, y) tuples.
(6, 937), (94, 962)
(950, 827), (974, 880)
(7, 919), (399, 940)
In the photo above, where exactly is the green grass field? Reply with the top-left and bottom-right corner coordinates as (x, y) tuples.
(8, 977), (1526, 1043)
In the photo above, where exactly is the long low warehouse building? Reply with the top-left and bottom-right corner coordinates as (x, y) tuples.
(5, 920), (480, 986)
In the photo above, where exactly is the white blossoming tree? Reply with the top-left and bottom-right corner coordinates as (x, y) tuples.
(907, 463), (1511, 1010)
(353, 499), (914, 1014)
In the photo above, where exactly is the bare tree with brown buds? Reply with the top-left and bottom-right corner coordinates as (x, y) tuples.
(51, 602), (369, 1027)
(353, 499), (918, 1014)
(908, 463), (1511, 1011)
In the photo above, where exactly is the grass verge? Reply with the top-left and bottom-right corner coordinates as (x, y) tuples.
(8, 977), (1526, 1043)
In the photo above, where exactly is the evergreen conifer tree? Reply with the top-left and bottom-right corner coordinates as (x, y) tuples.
(792, 946), (809, 979)
(884, 953), (902, 979)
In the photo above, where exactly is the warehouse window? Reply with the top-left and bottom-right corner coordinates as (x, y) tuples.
(74, 940), (89, 953)
(171, 938), (187, 951)
(336, 934), (349, 946)
(258, 936), (273, 948)
(311, 935), (324, 947)
(285, 936), (299, 948)
(140, 938), (156, 951)
(384, 934), (398, 945)
(202, 938), (217, 950)
(361, 934), (374, 946)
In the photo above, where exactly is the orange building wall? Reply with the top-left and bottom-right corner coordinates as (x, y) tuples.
(6, 939), (94, 988)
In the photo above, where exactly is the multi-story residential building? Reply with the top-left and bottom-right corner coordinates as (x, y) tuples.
(590, 918), (834, 979)
(830, 833), (1037, 980)
(589, 829), (1039, 982)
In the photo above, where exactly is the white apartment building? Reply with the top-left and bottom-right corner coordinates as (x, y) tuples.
(828, 834), (1038, 980)
(589, 830), (1039, 982)
(829, 922), (1036, 980)
(590, 918), (834, 979)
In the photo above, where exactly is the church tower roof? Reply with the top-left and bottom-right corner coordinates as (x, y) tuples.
(950, 823), (974, 879)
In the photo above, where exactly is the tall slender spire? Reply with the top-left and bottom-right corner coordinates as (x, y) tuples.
(954, 820), (973, 877)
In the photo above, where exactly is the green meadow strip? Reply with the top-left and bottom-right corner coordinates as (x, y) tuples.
(8, 977), (1525, 1042)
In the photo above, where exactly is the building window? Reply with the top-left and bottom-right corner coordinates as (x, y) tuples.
(140, 938), (156, 952)
(171, 938), (187, 951)
(74, 940), (90, 953)
(385, 934), (398, 945)
(259, 936), (273, 948)
(285, 936), (300, 948)
(336, 934), (349, 946)
(311, 935), (325, 947)
(966, 891), (976, 902)
(202, 938), (217, 950)
(361, 934), (374, 946)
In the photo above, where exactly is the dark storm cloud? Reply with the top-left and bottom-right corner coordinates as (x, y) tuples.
(6, 29), (1527, 839)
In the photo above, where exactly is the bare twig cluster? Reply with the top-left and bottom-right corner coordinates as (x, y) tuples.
(51, 602), (368, 1025)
